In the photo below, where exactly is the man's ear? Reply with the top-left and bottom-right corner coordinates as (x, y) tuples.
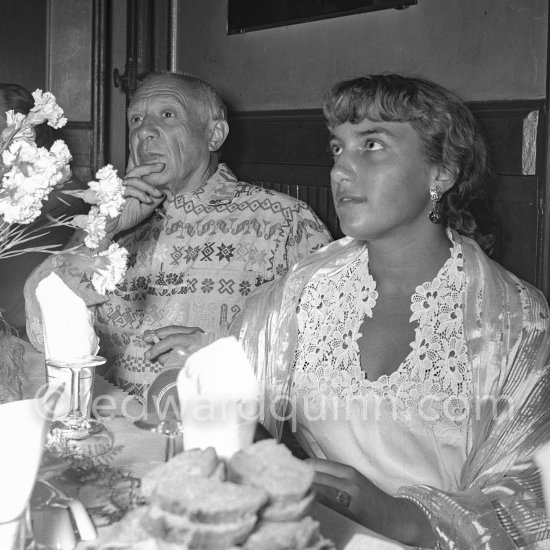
(434, 165), (455, 194)
(208, 120), (229, 152)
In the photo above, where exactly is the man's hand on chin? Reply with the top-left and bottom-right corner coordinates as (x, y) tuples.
(106, 163), (166, 237)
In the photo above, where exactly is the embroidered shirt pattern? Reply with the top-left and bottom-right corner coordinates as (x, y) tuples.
(97, 164), (332, 396)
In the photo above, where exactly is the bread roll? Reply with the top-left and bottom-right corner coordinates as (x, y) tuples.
(152, 477), (268, 522)
(229, 440), (315, 521)
(141, 447), (223, 499)
(147, 476), (268, 549)
(243, 518), (335, 550)
(146, 503), (257, 549)
(88, 443), (334, 549)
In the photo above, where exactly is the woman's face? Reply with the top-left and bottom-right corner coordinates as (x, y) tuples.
(329, 118), (441, 242)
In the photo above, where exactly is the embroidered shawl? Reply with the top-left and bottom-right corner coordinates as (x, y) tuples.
(233, 232), (550, 548)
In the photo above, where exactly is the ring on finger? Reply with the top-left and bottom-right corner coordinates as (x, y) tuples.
(336, 489), (351, 509)
(148, 330), (160, 344)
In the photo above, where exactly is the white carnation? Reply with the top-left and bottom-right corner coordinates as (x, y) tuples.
(91, 243), (129, 294)
(29, 89), (67, 129)
(50, 140), (72, 165)
(0, 171), (44, 224)
(1, 139), (69, 221)
(5, 111), (25, 126)
(87, 164), (125, 218)
(0, 88), (73, 259)
(82, 206), (107, 249)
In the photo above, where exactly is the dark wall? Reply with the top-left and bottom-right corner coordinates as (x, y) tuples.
(0, 0), (47, 90)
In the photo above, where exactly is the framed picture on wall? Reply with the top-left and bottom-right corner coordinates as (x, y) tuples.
(227, 0), (417, 34)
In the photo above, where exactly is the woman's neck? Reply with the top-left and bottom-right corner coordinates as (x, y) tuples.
(366, 226), (452, 297)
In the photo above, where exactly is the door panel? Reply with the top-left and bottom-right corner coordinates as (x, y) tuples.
(47, 0), (106, 183)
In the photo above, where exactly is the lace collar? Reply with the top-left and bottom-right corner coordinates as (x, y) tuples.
(294, 230), (471, 423)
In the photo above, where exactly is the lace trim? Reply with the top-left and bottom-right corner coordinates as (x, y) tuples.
(294, 238), (472, 430)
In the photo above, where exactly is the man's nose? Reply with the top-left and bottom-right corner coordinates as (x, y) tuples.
(137, 116), (159, 141)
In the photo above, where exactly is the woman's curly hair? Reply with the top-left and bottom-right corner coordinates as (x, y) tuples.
(323, 74), (493, 247)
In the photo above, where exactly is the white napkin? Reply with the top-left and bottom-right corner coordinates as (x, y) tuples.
(35, 272), (99, 362)
(177, 336), (260, 459)
(0, 396), (57, 547)
(535, 440), (550, 520)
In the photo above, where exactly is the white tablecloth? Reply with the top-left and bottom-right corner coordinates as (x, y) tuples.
(21, 337), (410, 550)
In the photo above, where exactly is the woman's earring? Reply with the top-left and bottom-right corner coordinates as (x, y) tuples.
(429, 186), (442, 223)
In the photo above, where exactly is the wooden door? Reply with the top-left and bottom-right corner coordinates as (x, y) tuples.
(107, 0), (174, 172)
(47, 0), (107, 184)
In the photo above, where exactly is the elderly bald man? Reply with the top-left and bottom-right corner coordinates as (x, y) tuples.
(25, 72), (331, 396)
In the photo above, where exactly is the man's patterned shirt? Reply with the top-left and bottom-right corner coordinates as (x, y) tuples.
(97, 164), (332, 396)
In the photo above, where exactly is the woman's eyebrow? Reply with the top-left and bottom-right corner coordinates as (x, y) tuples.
(355, 127), (396, 138)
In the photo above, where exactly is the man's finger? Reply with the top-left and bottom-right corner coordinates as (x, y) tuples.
(126, 162), (165, 177)
(156, 351), (172, 367)
(142, 326), (201, 345)
(155, 326), (205, 339)
(144, 339), (174, 361)
(122, 180), (164, 202)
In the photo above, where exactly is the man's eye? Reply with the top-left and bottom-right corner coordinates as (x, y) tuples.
(161, 111), (176, 119)
(330, 143), (342, 156)
(129, 115), (142, 125)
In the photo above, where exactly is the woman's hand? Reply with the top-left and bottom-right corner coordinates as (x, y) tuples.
(105, 163), (166, 237)
(307, 458), (436, 547)
(142, 325), (206, 365)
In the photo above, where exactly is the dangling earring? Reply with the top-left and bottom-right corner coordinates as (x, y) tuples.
(429, 186), (442, 223)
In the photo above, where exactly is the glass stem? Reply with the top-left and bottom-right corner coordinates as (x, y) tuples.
(165, 435), (177, 462)
(69, 367), (82, 418)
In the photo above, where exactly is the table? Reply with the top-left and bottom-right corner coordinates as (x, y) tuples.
(20, 337), (410, 550)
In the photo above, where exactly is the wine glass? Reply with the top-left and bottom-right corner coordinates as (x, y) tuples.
(46, 355), (110, 445)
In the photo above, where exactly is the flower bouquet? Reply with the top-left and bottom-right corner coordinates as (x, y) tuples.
(0, 90), (72, 403)
(0, 90), (70, 259)
(61, 163), (129, 293)
(0, 90), (129, 403)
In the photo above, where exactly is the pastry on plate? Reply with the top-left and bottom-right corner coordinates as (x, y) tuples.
(228, 439), (315, 521)
(145, 476), (268, 549)
(141, 446), (224, 499)
(243, 517), (336, 550)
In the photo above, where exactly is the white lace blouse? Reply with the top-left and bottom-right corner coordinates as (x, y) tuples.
(292, 238), (472, 495)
